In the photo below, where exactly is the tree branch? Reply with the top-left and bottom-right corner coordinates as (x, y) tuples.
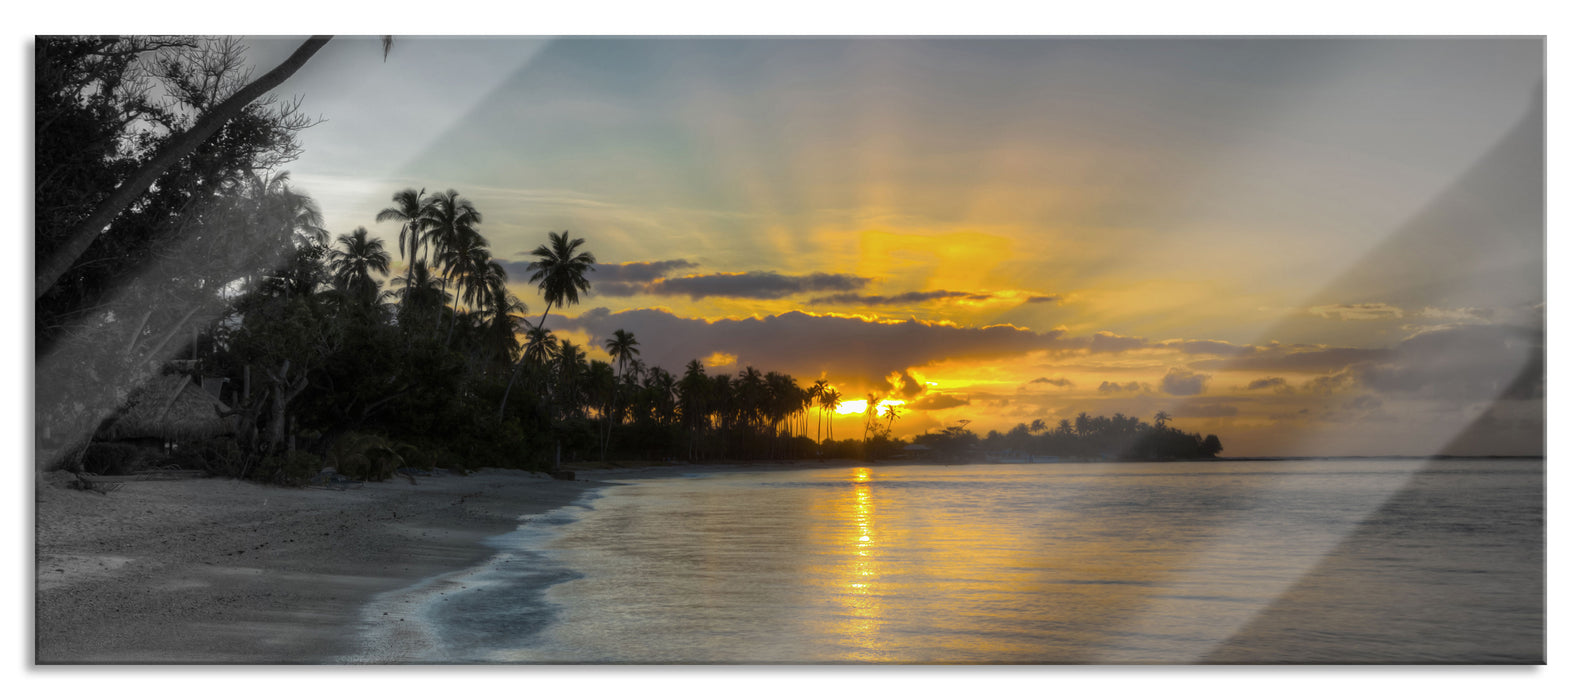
(36, 35), (332, 300)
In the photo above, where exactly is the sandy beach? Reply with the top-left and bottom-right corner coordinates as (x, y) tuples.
(34, 467), (600, 664)
(34, 460), (850, 664)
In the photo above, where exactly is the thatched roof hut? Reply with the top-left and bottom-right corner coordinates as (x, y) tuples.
(98, 373), (235, 441)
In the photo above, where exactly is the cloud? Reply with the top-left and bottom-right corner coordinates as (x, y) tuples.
(809, 290), (993, 305)
(889, 371), (926, 399)
(1348, 324), (1543, 400)
(910, 394), (970, 411)
(1159, 339), (1253, 356)
(1098, 381), (1146, 394)
(1022, 295), (1064, 305)
(554, 308), (1086, 386)
(1088, 331), (1150, 354)
(586, 259), (699, 296)
(1025, 377), (1075, 390)
(649, 271), (870, 300)
(1160, 367), (1210, 396)
(1418, 306), (1495, 322)
(1309, 302), (1405, 320)
(1191, 345), (1391, 373)
(1303, 373), (1351, 396)
(1245, 376), (1291, 393)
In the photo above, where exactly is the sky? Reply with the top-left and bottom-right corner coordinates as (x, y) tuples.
(241, 35), (1544, 457)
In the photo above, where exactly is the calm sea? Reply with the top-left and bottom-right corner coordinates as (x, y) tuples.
(359, 459), (1543, 664)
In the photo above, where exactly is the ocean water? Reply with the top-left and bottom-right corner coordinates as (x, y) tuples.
(360, 460), (1543, 664)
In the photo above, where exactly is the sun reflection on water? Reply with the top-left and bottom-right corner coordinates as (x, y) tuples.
(839, 467), (882, 654)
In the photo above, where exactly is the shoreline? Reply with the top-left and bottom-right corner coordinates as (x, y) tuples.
(34, 468), (599, 664)
(33, 460), (824, 664)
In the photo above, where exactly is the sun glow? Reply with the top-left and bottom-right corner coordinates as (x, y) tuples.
(834, 398), (905, 415)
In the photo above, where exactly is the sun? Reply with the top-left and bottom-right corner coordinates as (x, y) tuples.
(835, 399), (905, 415)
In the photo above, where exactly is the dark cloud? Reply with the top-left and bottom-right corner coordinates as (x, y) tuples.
(598, 259), (698, 283)
(889, 371), (926, 399)
(1191, 345), (1390, 373)
(555, 308), (1086, 386)
(1026, 377), (1075, 389)
(1023, 295), (1064, 304)
(1160, 368), (1210, 396)
(1303, 373), (1351, 396)
(1348, 324), (1543, 400)
(1098, 381), (1146, 394)
(809, 290), (992, 305)
(582, 259), (700, 296)
(1245, 376), (1290, 392)
(649, 271), (870, 300)
(910, 394), (970, 411)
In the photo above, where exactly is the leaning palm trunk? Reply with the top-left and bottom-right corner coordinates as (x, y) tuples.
(36, 36), (332, 300)
(497, 306), (551, 419)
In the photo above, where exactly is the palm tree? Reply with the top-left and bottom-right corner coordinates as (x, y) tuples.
(554, 339), (587, 418)
(821, 387), (842, 449)
(392, 260), (449, 332)
(863, 392), (881, 445)
(678, 360), (710, 460)
(602, 329), (641, 455)
(420, 189), (482, 320)
(248, 170), (328, 249)
(883, 404), (901, 431)
(605, 330), (641, 382)
(525, 231), (597, 331)
(374, 187), (432, 281)
(481, 284), (528, 372)
(523, 327), (557, 367)
(1154, 410), (1172, 428)
(809, 379), (829, 453)
(517, 326), (557, 408)
(498, 231), (597, 418)
(327, 226), (390, 306)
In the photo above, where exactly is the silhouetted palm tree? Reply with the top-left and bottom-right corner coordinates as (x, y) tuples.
(392, 260), (449, 332)
(327, 226), (390, 306)
(821, 387), (842, 447)
(498, 231), (597, 419)
(602, 329), (641, 454)
(420, 189), (482, 321)
(883, 404), (901, 431)
(863, 392), (881, 444)
(605, 329), (640, 382)
(481, 284), (528, 372)
(526, 231), (596, 331)
(375, 187), (432, 307)
(810, 379), (829, 453)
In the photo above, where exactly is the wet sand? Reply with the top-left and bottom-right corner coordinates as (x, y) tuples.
(34, 460), (848, 664)
(34, 468), (595, 664)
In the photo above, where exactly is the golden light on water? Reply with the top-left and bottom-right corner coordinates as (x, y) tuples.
(839, 467), (881, 648)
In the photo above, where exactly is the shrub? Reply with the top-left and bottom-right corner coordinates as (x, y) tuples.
(261, 450), (324, 485)
(328, 432), (406, 481)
